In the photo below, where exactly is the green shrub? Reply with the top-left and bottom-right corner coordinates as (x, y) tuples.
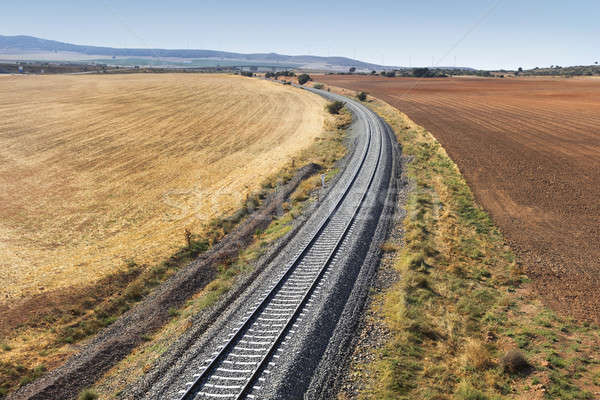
(501, 349), (530, 373)
(454, 381), (489, 400)
(326, 101), (345, 115)
(297, 73), (311, 85)
(79, 389), (99, 400)
(313, 83), (324, 89)
(357, 91), (367, 101)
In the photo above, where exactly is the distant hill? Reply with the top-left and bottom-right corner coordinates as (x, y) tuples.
(0, 35), (396, 71)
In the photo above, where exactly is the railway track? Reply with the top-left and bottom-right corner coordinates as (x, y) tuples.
(171, 90), (390, 400)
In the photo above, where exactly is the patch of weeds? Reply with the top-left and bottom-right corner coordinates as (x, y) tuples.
(546, 372), (594, 399)
(380, 241), (399, 253)
(546, 351), (567, 369)
(17, 364), (46, 387)
(78, 388), (99, 400)
(141, 334), (153, 342)
(453, 381), (489, 400)
(508, 329), (536, 349)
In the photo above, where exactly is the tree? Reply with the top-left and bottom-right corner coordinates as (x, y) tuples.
(357, 91), (367, 101)
(297, 73), (311, 85)
(371, 70), (376, 75)
(349, 67), (356, 73)
(413, 67), (433, 78)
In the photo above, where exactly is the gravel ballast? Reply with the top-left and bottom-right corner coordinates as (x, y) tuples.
(134, 90), (402, 400)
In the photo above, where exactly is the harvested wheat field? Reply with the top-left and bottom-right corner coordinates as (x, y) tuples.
(319, 75), (600, 321)
(0, 73), (326, 303)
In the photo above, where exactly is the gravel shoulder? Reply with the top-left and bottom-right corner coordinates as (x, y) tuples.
(335, 157), (411, 399)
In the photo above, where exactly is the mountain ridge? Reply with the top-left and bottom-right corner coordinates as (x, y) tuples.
(0, 35), (396, 70)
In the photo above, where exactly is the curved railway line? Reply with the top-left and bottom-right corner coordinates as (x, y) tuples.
(156, 88), (396, 400)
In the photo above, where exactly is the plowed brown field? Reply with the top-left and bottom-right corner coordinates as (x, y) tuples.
(318, 75), (600, 321)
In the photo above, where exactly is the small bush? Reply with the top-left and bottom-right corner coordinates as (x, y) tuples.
(297, 73), (311, 85)
(380, 241), (398, 252)
(501, 349), (530, 374)
(124, 282), (146, 301)
(357, 91), (368, 101)
(464, 339), (492, 370)
(454, 381), (489, 400)
(313, 83), (324, 89)
(326, 101), (345, 115)
(79, 389), (99, 400)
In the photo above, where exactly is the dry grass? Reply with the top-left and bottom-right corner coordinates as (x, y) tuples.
(0, 74), (342, 397)
(0, 73), (326, 301)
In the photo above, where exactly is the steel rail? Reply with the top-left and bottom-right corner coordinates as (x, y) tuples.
(235, 100), (384, 400)
(178, 93), (384, 400)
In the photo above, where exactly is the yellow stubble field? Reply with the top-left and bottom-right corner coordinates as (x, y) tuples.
(0, 73), (326, 302)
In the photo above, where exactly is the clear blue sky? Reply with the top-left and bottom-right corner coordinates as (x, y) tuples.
(2, 0), (598, 69)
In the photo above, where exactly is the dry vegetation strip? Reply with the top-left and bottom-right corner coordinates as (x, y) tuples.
(323, 87), (600, 400)
(0, 74), (330, 397)
(317, 75), (600, 323)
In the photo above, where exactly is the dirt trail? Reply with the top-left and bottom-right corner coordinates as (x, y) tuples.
(318, 75), (600, 322)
